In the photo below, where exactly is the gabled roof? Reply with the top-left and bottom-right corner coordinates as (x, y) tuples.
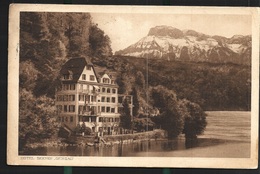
(60, 57), (94, 81)
(94, 66), (117, 82)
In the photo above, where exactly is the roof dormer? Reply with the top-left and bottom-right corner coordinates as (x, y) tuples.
(101, 74), (111, 84)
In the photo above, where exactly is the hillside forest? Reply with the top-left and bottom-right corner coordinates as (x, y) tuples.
(19, 12), (251, 147)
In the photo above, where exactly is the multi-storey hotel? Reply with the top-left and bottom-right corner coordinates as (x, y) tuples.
(55, 57), (133, 135)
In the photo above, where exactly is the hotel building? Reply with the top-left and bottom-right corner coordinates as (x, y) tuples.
(55, 57), (133, 135)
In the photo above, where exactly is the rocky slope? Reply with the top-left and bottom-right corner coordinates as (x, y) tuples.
(115, 26), (251, 65)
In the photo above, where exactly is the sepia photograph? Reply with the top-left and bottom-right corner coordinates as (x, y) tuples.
(7, 4), (259, 168)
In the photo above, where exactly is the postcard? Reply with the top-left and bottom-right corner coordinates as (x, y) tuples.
(7, 4), (259, 168)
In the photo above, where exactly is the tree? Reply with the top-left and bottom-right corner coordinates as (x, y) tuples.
(19, 60), (39, 91)
(119, 98), (132, 132)
(89, 24), (113, 58)
(135, 71), (145, 89)
(131, 87), (140, 117)
(19, 88), (60, 148)
(150, 85), (186, 138)
(180, 99), (207, 139)
(74, 123), (81, 135)
(64, 13), (91, 57)
(133, 118), (154, 132)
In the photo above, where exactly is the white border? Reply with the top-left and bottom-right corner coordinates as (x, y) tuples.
(7, 4), (259, 168)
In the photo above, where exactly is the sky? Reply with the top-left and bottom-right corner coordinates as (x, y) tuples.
(91, 13), (252, 53)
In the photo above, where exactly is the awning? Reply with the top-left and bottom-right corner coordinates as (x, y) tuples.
(93, 85), (100, 89)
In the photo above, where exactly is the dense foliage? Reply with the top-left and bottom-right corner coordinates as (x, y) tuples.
(19, 89), (60, 148)
(119, 99), (133, 132)
(180, 99), (207, 139)
(114, 56), (251, 111)
(150, 86), (185, 138)
(133, 117), (155, 132)
(19, 12), (112, 147)
(149, 86), (207, 139)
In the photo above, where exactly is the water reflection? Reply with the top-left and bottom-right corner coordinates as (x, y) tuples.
(22, 138), (229, 157)
(20, 112), (250, 157)
(185, 138), (198, 149)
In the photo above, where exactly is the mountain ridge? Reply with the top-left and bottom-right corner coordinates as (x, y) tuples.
(115, 26), (251, 65)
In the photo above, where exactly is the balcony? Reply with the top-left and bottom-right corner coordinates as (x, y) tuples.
(78, 110), (101, 116)
(78, 89), (89, 93)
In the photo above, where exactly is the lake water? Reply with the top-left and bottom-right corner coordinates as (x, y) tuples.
(24, 111), (251, 158)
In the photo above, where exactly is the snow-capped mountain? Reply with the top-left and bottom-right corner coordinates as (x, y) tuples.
(115, 26), (251, 65)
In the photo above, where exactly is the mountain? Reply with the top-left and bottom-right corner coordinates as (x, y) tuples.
(115, 26), (251, 65)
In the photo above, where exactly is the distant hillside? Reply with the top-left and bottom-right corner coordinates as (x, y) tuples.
(112, 55), (251, 111)
(115, 26), (251, 65)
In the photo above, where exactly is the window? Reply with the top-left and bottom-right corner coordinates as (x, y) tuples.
(112, 97), (116, 103)
(78, 105), (83, 113)
(107, 97), (110, 103)
(107, 88), (111, 93)
(63, 84), (69, 90)
(102, 88), (106, 93)
(86, 66), (91, 70)
(86, 106), (90, 112)
(111, 108), (115, 113)
(64, 105), (67, 112)
(78, 116), (82, 122)
(86, 95), (90, 102)
(82, 74), (86, 80)
(79, 95), (84, 101)
(90, 75), (95, 81)
(99, 117), (103, 122)
(63, 74), (69, 80)
(103, 78), (110, 84)
(115, 118), (120, 122)
(69, 105), (75, 112)
(101, 106), (105, 112)
(65, 117), (68, 122)
(70, 84), (75, 90)
(112, 89), (116, 94)
(92, 117), (96, 122)
(111, 80), (115, 84)
(63, 95), (68, 101)
(106, 107), (110, 113)
(101, 97), (105, 102)
(57, 95), (63, 101)
(69, 95), (75, 101)
(70, 116), (73, 122)
(93, 96), (96, 102)
(82, 116), (86, 122)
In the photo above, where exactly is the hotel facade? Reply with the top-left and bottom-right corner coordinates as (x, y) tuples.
(55, 57), (133, 135)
